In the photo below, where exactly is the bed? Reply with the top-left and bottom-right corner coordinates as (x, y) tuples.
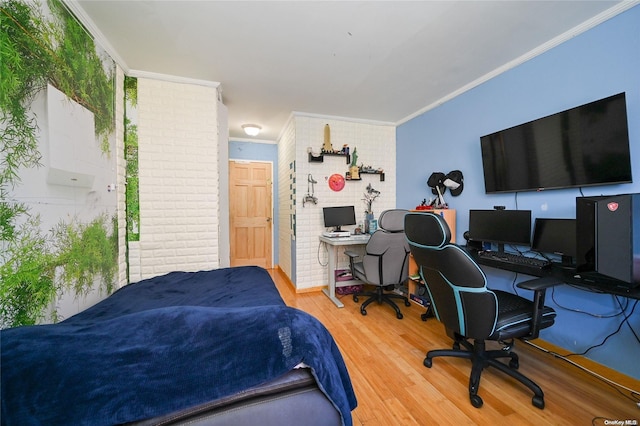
(1, 266), (357, 425)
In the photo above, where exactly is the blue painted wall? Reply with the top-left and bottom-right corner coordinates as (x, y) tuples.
(396, 6), (640, 379)
(229, 141), (279, 264)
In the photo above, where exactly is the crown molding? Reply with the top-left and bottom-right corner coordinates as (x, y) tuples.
(128, 70), (220, 89)
(229, 137), (277, 145)
(291, 111), (395, 127)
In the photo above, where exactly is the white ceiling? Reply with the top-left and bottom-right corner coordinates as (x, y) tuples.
(68, 1), (633, 141)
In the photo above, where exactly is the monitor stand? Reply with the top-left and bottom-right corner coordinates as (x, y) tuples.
(493, 243), (508, 259)
(561, 255), (575, 269)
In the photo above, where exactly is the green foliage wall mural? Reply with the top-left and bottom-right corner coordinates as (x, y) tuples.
(0, 0), (118, 328)
(125, 76), (139, 242)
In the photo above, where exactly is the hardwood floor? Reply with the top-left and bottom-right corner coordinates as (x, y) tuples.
(268, 269), (640, 425)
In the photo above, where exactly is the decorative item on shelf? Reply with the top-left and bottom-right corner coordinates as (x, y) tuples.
(359, 165), (385, 181)
(307, 146), (323, 162)
(426, 170), (464, 208)
(303, 174), (318, 207)
(427, 172), (447, 208)
(363, 183), (380, 233)
(349, 147), (359, 179)
(444, 170), (464, 196)
(322, 124), (333, 153)
(415, 198), (432, 210)
(312, 126), (351, 163)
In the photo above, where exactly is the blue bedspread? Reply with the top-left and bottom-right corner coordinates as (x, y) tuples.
(1, 266), (357, 425)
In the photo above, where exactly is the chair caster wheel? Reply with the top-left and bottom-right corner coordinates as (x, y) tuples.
(353, 295), (359, 302)
(396, 312), (403, 319)
(420, 313), (428, 321)
(404, 300), (411, 307)
(470, 394), (483, 408)
(423, 358), (432, 368)
(509, 359), (519, 369)
(360, 309), (367, 316)
(532, 395), (545, 409)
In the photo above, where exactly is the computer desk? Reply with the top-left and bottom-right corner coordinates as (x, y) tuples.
(467, 247), (640, 299)
(319, 234), (371, 307)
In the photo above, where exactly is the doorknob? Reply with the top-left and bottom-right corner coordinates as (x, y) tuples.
(266, 217), (271, 222)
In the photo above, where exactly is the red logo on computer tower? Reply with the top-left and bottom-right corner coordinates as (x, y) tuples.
(607, 202), (619, 212)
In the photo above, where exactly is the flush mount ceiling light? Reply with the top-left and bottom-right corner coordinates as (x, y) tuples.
(242, 124), (262, 136)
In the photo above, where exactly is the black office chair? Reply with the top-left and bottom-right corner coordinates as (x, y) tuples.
(404, 211), (557, 409)
(346, 209), (411, 319)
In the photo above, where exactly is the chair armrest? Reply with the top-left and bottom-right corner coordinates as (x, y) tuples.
(516, 277), (562, 340)
(344, 250), (360, 277)
(344, 250), (359, 259)
(516, 276), (564, 291)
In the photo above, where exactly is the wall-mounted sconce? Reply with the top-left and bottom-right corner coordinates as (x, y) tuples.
(242, 124), (262, 136)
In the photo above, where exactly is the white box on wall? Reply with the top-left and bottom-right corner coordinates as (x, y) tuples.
(46, 84), (99, 188)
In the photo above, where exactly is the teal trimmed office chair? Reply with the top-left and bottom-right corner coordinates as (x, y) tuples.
(404, 211), (556, 409)
(346, 209), (411, 319)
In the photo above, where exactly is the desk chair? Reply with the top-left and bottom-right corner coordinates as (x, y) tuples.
(346, 209), (411, 319)
(404, 211), (556, 409)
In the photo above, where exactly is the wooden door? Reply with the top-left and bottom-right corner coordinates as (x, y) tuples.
(229, 161), (273, 268)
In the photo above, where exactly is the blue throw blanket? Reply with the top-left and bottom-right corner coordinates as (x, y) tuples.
(1, 266), (357, 425)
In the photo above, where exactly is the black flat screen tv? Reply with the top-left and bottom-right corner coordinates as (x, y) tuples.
(480, 93), (632, 194)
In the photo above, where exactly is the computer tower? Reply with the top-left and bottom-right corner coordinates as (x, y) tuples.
(576, 193), (639, 288)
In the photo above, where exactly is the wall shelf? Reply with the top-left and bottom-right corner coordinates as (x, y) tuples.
(360, 170), (385, 181)
(308, 152), (351, 164)
(346, 170), (385, 181)
(308, 153), (324, 162)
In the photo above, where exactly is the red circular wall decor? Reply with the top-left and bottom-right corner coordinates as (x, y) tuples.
(328, 174), (345, 191)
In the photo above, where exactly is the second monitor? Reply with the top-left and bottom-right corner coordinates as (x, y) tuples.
(531, 218), (576, 267)
(468, 209), (532, 253)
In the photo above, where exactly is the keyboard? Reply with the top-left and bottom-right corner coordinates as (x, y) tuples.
(477, 251), (552, 270)
(322, 231), (351, 238)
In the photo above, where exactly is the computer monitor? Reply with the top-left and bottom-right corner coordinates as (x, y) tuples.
(531, 218), (576, 267)
(468, 209), (531, 254)
(322, 206), (356, 232)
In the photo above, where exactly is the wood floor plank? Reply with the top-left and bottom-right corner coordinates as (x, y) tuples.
(269, 270), (640, 425)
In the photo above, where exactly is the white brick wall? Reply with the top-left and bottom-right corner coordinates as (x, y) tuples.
(277, 118), (296, 279)
(287, 114), (396, 290)
(136, 78), (220, 279)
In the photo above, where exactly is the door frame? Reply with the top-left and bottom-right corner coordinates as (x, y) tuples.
(228, 159), (275, 268)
